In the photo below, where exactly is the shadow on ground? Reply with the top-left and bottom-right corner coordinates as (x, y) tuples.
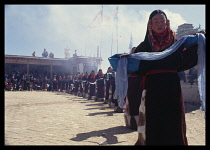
(84, 107), (110, 110)
(86, 111), (115, 116)
(184, 102), (201, 113)
(86, 103), (104, 106)
(69, 126), (135, 145)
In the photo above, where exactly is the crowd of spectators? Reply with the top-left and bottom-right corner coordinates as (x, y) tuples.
(5, 71), (73, 92)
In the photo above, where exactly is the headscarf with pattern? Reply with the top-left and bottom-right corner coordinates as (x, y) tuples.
(148, 18), (175, 51)
(135, 10), (176, 53)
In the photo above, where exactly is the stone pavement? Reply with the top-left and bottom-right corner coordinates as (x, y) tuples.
(4, 90), (205, 146)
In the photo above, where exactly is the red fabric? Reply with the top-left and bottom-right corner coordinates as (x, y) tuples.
(183, 47), (187, 51)
(97, 74), (104, 78)
(130, 75), (138, 78)
(90, 75), (96, 78)
(148, 19), (175, 52)
(153, 28), (168, 38)
(128, 73), (139, 77)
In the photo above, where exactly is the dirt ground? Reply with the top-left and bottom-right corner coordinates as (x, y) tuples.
(4, 84), (205, 146)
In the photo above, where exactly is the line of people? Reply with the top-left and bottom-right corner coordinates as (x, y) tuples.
(67, 68), (123, 113)
(4, 68), (124, 113)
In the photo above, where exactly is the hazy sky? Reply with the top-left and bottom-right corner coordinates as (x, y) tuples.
(5, 4), (205, 72)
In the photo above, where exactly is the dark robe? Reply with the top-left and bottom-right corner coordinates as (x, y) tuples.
(82, 76), (89, 94)
(96, 74), (105, 99)
(134, 36), (198, 145)
(62, 79), (66, 91)
(74, 80), (79, 95)
(109, 72), (118, 106)
(78, 78), (83, 94)
(124, 74), (142, 130)
(88, 75), (96, 99)
(58, 79), (62, 91)
(104, 73), (112, 100)
(53, 79), (58, 91)
(127, 75), (142, 116)
(42, 78), (47, 90)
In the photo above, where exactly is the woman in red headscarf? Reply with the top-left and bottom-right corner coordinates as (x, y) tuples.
(133, 10), (198, 145)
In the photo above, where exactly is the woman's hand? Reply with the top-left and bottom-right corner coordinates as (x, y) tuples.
(118, 53), (130, 58)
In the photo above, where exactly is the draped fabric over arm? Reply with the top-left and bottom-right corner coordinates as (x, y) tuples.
(112, 33), (206, 116)
(113, 57), (128, 108)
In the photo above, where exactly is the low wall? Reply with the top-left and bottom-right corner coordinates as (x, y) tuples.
(181, 83), (200, 104)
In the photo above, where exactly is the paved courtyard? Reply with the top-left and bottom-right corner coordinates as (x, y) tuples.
(5, 89), (205, 146)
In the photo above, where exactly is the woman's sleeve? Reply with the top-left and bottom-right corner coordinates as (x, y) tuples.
(177, 43), (198, 72)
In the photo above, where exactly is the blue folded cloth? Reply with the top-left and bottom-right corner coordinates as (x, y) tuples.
(108, 53), (140, 73)
(184, 35), (198, 47)
(111, 33), (206, 117)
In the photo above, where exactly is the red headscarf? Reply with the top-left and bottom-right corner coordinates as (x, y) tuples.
(134, 10), (176, 53)
(148, 19), (175, 52)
